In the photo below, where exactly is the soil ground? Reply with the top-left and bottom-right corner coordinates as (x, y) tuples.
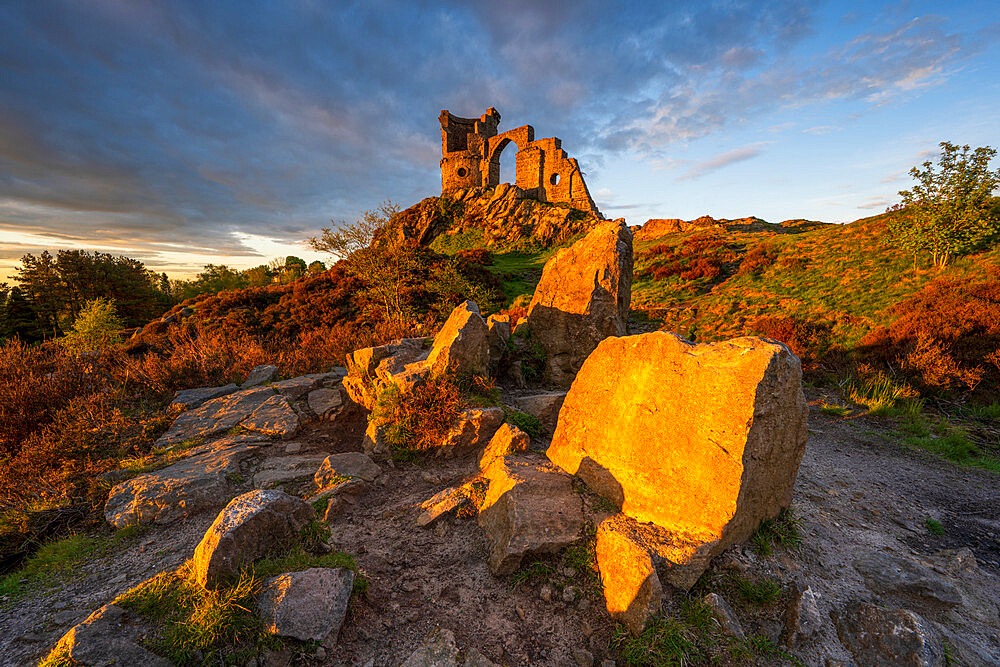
(2, 389), (999, 666)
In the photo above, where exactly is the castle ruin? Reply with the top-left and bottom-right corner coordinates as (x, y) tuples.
(438, 107), (599, 214)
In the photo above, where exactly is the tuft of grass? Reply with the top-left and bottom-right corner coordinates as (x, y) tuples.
(611, 613), (704, 666)
(843, 371), (918, 416)
(0, 534), (100, 600)
(509, 561), (555, 588)
(505, 409), (543, 438)
(967, 401), (1000, 420)
(819, 402), (851, 417)
(115, 561), (270, 664)
(925, 517), (945, 535)
(733, 575), (782, 606)
(751, 507), (802, 557)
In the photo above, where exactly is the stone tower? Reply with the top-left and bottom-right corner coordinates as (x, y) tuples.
(438, 107), (599, 214)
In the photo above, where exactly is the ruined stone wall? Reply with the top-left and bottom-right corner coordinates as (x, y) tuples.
(440, 107), (599, 214)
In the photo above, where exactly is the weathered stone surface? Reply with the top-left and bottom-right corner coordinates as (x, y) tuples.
(417, 485), (471, 527)
(193, 489), (314, 587)
(426, 300), (490, 378)
(486, 313), (511, 368)
(595, 516), (663, 636)
(548, 332), (807, 585)
(104, 443), (259, 528)
(437, 407), (504, 458)
(596, 513), (718, 633)
(704, 593), (744, 639)
(524, 219), (632, 386)
(170, 383), (239, 412)
(854, 553), (963, 607)
(256, 567), (354, 642)
(464, 648), (501, 667)
(362, 421), (390, 460)
(253, 454), (328, 490)
(242, 364), (278, 388)
(156, 386), (276, 447)
(782, 582), (822, 647)
(50, 603), (170, 667)
(512, 391), (567, 434)
(240, 394), (300, 439)
(307, 387), (343, 418)
(344, 338), (428, 409)
(315, 452), (381, 485)
(478, 456), (584, 575)
(402, 627), (459, 667)
(479, 423), (530, 470)
(439, 107), (600, 213)
(271, 375), (321, 401)
(834, 601), (945, 666)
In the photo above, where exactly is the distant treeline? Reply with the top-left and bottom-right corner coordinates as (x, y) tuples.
(0, 251), (325, 343)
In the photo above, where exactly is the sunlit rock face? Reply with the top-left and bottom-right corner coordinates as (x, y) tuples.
(547, 331), (807, 631)
(523, 218), (632, 387)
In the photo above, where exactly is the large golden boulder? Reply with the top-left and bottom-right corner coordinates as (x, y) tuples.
(524, 219), (632, 386)
(548, 332), (807, 591)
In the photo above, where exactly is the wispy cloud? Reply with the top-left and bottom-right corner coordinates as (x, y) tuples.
(678, 144), (769, 181)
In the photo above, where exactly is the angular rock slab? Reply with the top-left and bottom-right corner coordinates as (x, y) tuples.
(242, 364), (278, 388)
(854, 553), (963, 608)
(104, 443), (260, 528)
(479, 423), (530, 470)
(437, 407), (504, 458)
(193, 489), (314, 587)
(834, 601), (945, 666)
(478, 456), (584, 575)
(155, 386), (276, 447)
(417, 484), (473, 527)
(170, 383), (239, 412)
(425, 300), (490, 378)
(240, 394), (300, 440)
(596, 514), (717, 634)
(256, 567), (354, 642)
(314, 452), (382, 485)
(308, 387), (343, 419)
(524, 218), (633, 386)
(49, 603), (171, 667)
(272, 372), (343, 401)
(548, 332), (807, 585)
(512, 391), (567, 434)
(344, 337), (428, 409)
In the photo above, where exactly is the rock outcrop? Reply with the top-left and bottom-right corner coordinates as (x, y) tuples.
(104, 441), (264, 528)
(48, 603), (170, 667)
(834, 601), (946, 666)
(256, 567), (354, 642)
(479, 423), (530, 470)
(155, 386), (277, 447)
(192, 489), (314, 587)
(314, 452), (382, 485)
(512, 391), (567, 434)
(523, 219), (632, 386)
(548, 332), (807, 615)
(478, 456), (584, 575)
(436, 407), (505, 458)
(425, 300), (490, 378)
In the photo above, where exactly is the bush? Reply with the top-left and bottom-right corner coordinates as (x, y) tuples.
(60, 298), (125, 353)
(752, 315), (832, 363)
(370, 376), (467, 453)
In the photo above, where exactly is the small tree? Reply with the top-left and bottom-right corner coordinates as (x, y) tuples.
(310, 201), (421, 324)
(61, 297), (125, 353)
(889, 141), (1000, 267)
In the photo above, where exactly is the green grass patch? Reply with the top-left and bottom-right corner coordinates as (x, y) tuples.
(925, 517), (945, 535)
(843, 371), (918, 416)
(429, 228), (486, 255)
(751, 508), (802, 557)
(733, 575), (783, 606)
(0, 525), (147, 601)
(505, 408), (543, 438)
(819, 402), (851, 417)
(509, 560), (555, 588)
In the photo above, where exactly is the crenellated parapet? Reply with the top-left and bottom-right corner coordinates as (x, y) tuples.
(439, 107), (599, 214)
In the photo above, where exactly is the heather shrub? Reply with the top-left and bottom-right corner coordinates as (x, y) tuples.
(370, 375), (466, 452)
(737, 242), (779, 277)
(752, 316), (832, 363)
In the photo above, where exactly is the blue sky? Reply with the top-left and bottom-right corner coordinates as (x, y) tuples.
(1, 0), (999, 281)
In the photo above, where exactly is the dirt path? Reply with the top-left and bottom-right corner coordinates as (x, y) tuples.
(3, 388), (999, 666)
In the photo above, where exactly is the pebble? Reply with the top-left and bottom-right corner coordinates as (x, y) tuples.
(539, 584), (553, 603)
(562, 586), (578, 603)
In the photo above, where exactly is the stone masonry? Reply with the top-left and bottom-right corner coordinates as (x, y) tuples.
(439, 107), (599, 213)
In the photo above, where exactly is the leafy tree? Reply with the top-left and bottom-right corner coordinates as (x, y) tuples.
(244, 265), (273, 287)
(310, 201), (423, 323)
(307, 260), (326, 274)
(889, 141), (1000, 267)
(176, 264), (248, 299)
(0, 286), (45, 343)
(60, 297), (125, 353)
(14, 250), (63, 336)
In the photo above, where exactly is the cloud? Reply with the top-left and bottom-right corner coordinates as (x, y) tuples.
(678, 144), (769, 181)
(803, 125), (841, 135)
